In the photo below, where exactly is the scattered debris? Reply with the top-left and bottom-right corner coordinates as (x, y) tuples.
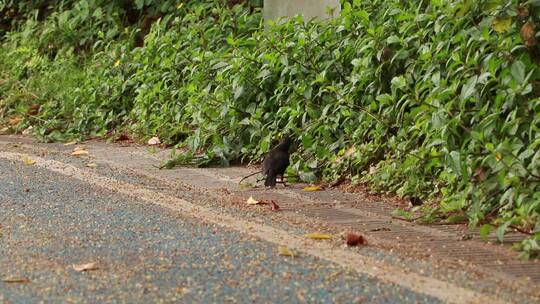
(22, 126), (33, 135)
(370, 227), (391, 232)
(270, 200), (280, 211)
(147, 136), (161, 146)
(304, 233), (333, 240)
(246, 196), (260, 205)
(21, 155), (36, 166)
(246, 196), (270, 205)
(0, 127), (9, 135)
(86, 163), (98, 169)
(303, 185), (323, 192)
(278, 246), (295, 257)
(346, 232), (367, 247)
(71, 147), (89, 157)
(73, 262), (98, 272)
(63, 141), (78, 146)
(3, 277), (30, 284)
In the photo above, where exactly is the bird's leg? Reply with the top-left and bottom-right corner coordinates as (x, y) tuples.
(277, 175), (288, 187)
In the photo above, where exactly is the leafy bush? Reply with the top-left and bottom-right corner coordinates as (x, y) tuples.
(1, 0), (540, 257)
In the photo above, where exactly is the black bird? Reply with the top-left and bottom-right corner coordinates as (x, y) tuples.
(262, 136), (292, 187)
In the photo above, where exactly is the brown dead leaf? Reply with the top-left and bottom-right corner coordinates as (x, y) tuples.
(304, 232), (333, 240)
(346, 232), (367, 247)
(73, 262), (98, 272)
(27, 104), (40, 116)
(474, 167), (487, 182)
(517, 6), (529, 19)
(270, 200), (280, 211)
(8, 116), (22, 126)
(521, 21), (537, 47)
(3, 277), (30, 284)
(278, 246), (295, 257)
(303, 185), (323, 192)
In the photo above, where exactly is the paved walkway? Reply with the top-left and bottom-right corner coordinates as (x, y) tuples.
(0, 135), (538, 303)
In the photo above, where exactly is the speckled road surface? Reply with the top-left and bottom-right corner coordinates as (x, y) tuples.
(0, 158), (443, 303)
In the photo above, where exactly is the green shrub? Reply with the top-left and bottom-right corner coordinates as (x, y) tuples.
(1, 0), (540, 258)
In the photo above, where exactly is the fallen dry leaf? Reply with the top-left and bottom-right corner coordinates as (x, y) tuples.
(270, 200), (280, 211)
(27, 104), (40, 116)
(303, 185), (323, 192)
(63, 141), (78, 146)
(3, 277), (30, 284)
(8, 116), (22, 126)
(246, 196), (269, 205)
(304, 232), (333, 240)
(21, 156), (36, 166)
(246, 196), (259, 205)
(147, 136), (161, 146)
(86, 163), (97, 169)
(71, 149), (89, 157)
(0, 127), (9, 135)
(22, 126), (33, 135)
(346, 232), (367, 247)
(521, 21), (537, 47)
(278, 246), (295, 257)
(73, 262), (98, 272)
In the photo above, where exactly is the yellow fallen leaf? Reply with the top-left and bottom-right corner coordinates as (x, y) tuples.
(63, 141), (78, 146)
(86, 163), (97, 169)
(73, 262), (98, 272)
(304, 233), (333, 240)
(278, 246), (295, 257)
(246, 196), (260, 205)
(492, 17), (512, 33)
(303, 185), (322, 192)
(71, 149), (89, 157)
(21, 156), (36, 166)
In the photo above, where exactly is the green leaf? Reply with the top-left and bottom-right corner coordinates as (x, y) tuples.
(511, 61), (525, 83)
(480, 224), (494, 240)
(460, 76), (477, 101)
(448, 151), (462, 176)
(391, 76), (407, 91)
(496, 221), (511, 243)
(391, 209), (412, 220)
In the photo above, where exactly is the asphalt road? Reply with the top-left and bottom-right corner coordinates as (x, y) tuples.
(0, 158), (441, 303)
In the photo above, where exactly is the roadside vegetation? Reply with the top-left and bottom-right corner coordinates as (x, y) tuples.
(1, 0), (539, 257)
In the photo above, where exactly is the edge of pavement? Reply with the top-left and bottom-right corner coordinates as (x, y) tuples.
(1, 135), (538, 303)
